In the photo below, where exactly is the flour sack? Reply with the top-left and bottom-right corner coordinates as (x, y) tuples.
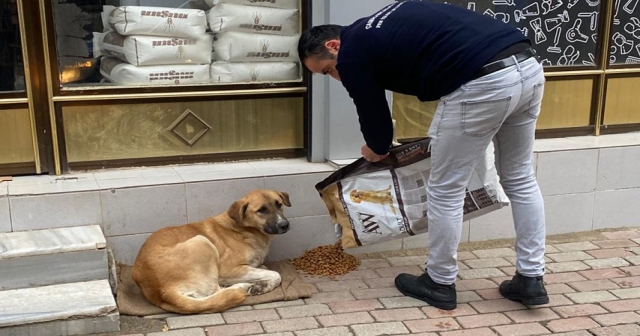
(105, 6), (208, 39)
(100, 57), (210, 85)
(213, 31), (299, 62)
(207, 3), (299, 36)
(206, 0), (299, 9)
(210, 61), (299, 83)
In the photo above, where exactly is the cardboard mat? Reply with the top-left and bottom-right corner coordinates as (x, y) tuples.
(116, 261), (312, 316)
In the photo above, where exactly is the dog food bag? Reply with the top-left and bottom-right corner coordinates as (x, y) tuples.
(316, 138), (510, 250)
(104, 6), (208, 39)
(213, 31), (299, 62)
(100, 57), (210, 85)
(206, 0), (299, 9)
(210, 61), (299, 83)
(207, 3), (299, 36)
(94, 32), (213, 66)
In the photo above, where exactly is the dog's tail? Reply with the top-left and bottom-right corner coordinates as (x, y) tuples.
(160, 286), (249, 314)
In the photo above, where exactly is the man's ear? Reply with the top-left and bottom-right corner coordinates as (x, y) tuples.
(277, 191), (292, 207)
(325, 39), (340, 53)
(228, 200), (248, 224)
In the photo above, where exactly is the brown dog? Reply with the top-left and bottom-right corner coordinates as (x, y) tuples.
(131, 189), (291, 314)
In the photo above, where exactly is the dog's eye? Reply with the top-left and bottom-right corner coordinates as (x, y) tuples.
(257, 206), (268, 213)
(275, 202), (282, 209)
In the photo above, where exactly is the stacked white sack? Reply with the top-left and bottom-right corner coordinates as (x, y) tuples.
(105, 6), (208, 39)
(207, 3), (299, 36)
(204, 0), (299, 9)
(212, 32), (299, 63)
(94, 32), (213, 66)
(210, 61), (299, 83)
(100, 57), (210, 85)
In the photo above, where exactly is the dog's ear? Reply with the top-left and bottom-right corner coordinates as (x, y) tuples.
(228, 200), (248, 224)
(277, 191), (292, 207)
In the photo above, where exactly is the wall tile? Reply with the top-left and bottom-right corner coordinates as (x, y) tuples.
(597, 146), (640, 191)
(10, 192), (101, 232)
(537, 149), (598, 196)
(186, 178), (264, 222)
(594, 188), (640, 230)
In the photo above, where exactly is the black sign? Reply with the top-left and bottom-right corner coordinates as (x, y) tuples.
(610, 0), (640, 64)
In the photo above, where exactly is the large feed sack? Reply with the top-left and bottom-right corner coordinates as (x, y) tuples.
(213, 31), (299, 62)
(210, 61), (299, 83)
(206, 0), (299, 9)
(104, 6), (208, 39)
(316, 138), (510, 250)
(100, 57), (210, 85)
(207, 3), (299, 36)
(94, 32), (213, 66)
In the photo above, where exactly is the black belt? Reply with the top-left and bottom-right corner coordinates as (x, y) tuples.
(470, 48), (539, 81)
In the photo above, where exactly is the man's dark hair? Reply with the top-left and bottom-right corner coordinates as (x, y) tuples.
(297, 24), (343, 64)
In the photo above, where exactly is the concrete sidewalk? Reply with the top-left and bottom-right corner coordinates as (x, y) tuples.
(99, 228), (640, 336)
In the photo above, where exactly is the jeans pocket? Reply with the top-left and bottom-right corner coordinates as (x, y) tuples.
(461, 96), (512, 137)
(526, 82), (545, 119)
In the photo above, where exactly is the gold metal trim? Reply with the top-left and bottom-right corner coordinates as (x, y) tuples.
(16, 0), (41, 173)
(605, 68), (640, 74)
(544, 70), (604, 77)
(38, 0), (61, 175)
(51, 87), (308, 102)
(0, 98), (30, 105)
(595, 0), (615, 136)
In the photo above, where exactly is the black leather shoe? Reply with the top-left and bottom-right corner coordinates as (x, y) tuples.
(499, 272), (549, 306)
(394, 273), (457, 310)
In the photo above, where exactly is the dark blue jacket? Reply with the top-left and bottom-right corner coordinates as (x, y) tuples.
(337, 1), (529, 155)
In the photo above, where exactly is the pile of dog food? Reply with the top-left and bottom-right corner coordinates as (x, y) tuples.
(291, 240), (361, 278)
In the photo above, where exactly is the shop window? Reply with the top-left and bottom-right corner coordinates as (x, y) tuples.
(51, 0), (303, 89)
(610, 0), (640, 65)
(0, 0), (25, 93)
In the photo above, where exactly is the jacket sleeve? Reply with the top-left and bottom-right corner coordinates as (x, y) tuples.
(337, 61), (393, 156)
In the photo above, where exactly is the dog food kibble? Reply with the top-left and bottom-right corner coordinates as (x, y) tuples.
(291, 240), (361, 278)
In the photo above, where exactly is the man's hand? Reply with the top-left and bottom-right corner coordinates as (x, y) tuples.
(361, 145), (389, 162)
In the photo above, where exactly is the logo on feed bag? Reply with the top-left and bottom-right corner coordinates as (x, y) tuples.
(246, 40), (291, 59)
(239, 12), (284, 32)
(358, 213), (382, 234)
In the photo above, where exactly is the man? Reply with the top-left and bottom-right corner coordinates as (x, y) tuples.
(298, 1), (548, 310)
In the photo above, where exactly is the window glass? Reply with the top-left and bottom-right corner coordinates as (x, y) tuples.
(0, 0), (26, 93)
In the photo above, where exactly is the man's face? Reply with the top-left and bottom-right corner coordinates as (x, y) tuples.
(303, 39), (341, 81)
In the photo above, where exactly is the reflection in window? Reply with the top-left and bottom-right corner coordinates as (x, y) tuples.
(52, 0), (302, 88)
(0, 0), (25, 93)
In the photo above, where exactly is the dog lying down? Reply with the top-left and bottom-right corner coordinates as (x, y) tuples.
(132, 189), (292, 314)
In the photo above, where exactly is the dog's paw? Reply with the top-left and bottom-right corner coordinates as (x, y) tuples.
(249, 280), (270, 295)
(229, 282), (253, 294)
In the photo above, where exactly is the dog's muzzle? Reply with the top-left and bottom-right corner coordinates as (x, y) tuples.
(265, 214), (290, 234)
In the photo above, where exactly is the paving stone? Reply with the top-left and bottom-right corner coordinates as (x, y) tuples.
(149, 330), (205, 336)
(587, 248), (635, 259)
(386, 255), (426, 266)
(304, 291), (355, 304)
(463, 258), (512, 269)
(167, 314), (224, 329)
(566, 290), (620, 303)
(555, 242), (600, 252)
(546, 283), (577, 294)
(475, 288), (504, 300)
(592, 312), (640, 326)
(259, 333), (294, 336)
(457, 251), (479, 260)
(296, 326), (353, 336)
(378, 296), (428, 308)
(328, 299), (383, 313)
(552, 304), (608, 318)
(277, 304), (332, 318)
(253, 299), (305, 310)
(611, 276), (640, 288)
(624, 255), (640, 265)
(457, 291), (484, 303)
(261, 317), (318, 333)
(547, 252), (595, 262)
(499, 266), (516, 276)
(440, 328), (499, 336)
(546, 317), (600, 333)
(610, 288), (640, 299)
(544, 272), (588, 284)
(374, 266), (423, 278)
(567, 279), (620, 292)
(458, 268), (505, 280)
(578, 269), (627, 280)
(469, 299), (527, 313)
(602, 230), (640, 240)
(316, 312), (373, 327)
(206, 322), (263, 336)
(222, 309), (279, 324)
(546, 261), (591, 273)
(546, 332), (592, 336)
(530, 294), (575, 308)
(493, 323), (551, 336)
(456, 279), (497, 291)
(357, 259), (391, 269)
(592, 240), (639, 249)
(589, 323), (640, 336)
(422, 303), (477, 318)
(351, 321), (410, 336)
(601, 299), (640, 312)
(472, 248), (516, 258)
(404, 318), (460, 333)
(505, 308), (560, 322)
(619, 266), (640, 276)
(363, 277), (395, 288)
(316, 280), (368, 292)
(351, 287), (402, 300)
(584, 258), (630, 269)
(370, 307), (425, 322)
(456, 312), (511, 328)
(337, 270), (380, 280)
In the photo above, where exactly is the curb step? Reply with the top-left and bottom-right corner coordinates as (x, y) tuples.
(0, 280), (119, 336)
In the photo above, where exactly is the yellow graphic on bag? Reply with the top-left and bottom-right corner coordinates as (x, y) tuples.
(349, 186), (397, 215)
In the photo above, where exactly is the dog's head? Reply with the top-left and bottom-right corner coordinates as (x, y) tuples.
(227, 190), (292, 235)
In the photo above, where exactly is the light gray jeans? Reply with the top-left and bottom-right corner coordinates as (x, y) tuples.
(426, 56), (546, 285)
